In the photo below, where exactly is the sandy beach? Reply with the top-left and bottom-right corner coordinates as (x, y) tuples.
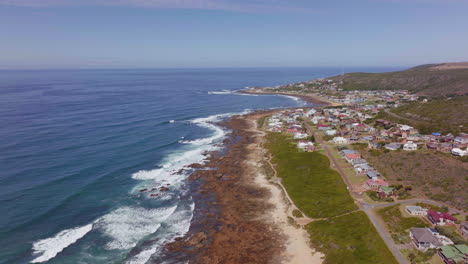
(163, 110), (323, 264)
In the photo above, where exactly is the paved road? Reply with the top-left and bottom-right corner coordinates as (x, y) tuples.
(305, 122), (408, 264)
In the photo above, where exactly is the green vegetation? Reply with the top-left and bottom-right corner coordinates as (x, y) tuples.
(265, 132), (357, 218)
(306, 211), (398, 264)
(377, 96), (468, 134)
(292, 209), (303, 218)
(329, 65), (468, 97)
(366, 190), (394, 202)
(377, 205), (429, 244)
(257, 116), (267, 128)
(435, 225), (467, 244)
(401, 248), (437, 264)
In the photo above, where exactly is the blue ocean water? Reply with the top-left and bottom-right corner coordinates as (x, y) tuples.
(0, 67), (399, 264)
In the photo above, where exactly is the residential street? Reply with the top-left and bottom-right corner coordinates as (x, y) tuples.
(305, 121), (409, 264)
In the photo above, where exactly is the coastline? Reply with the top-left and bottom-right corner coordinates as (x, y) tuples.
(238, 90), (337, 107)
(162, 110), (323, 264)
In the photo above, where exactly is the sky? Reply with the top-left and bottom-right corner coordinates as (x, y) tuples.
(1, 0), (468, 69)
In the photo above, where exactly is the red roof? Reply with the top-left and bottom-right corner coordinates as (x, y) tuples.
(366, 179), (388, 186)
(427, 211), (456, 222)
(316, 124), (329, 127)
(345, 153), (361, 159)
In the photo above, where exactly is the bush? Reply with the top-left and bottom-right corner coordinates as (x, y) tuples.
(292, 209), (303, 218)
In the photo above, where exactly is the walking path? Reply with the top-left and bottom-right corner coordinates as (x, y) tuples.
(303, 121), (408, 264)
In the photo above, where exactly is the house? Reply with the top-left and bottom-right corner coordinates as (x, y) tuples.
(378, 186), (394, 199)
(354, 163), (372, 173)
(403, 141), (418, 151)
(366, 171), (379, 179)
(410, 228), (442, 250)
(427, 211), (457, 226)
(406, 206), (428, 216)
(460, 221), (468, 239)
(349, 135), (360, 141)
(332, 137), (348, 144)
(366, 179), (389, 191)
(325, 129), (337, 136)
(385, 143), (401, 151)
(451, 148), (467, 157)
(454, 133), (468, 145)
(297, 140), (314, 151)
(317, 124), (330, 131)
(351, 158), (368, 166)
(438, 244), (468, 264)
(345, 153), (361, 162)
(293, 133), (308, 139)
(362, 135), (375, 141)
(341, 149), (357, 155)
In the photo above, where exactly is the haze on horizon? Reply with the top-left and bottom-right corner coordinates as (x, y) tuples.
(1, 0), (468, 69)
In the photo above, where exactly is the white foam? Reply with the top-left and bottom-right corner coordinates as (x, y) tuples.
(132, 110), (250, 182)
(207, 90), (234, 95)
(30, 224), (93, 263)
(95, 206), (177, 250)
(125, 202), (195, 264)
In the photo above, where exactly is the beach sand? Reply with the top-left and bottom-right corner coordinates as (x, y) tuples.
(162, 110), (322, 264)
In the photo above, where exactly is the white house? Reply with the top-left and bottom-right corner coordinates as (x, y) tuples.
(451, 148), (467, 157)
(406, 206), (428, 216)
(325, 129), (337, 136)
(297, 141), (314, 150)
(306, 109), (317, 117)
(332, 137), (348, 144)
(403, 141), (418, 151)
(294, 133), (308, 139)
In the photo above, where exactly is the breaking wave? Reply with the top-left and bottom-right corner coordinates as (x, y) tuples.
(30, 224), (93, 263)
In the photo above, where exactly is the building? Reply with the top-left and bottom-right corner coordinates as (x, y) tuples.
(366, 179), (389, 191)
(378, 186), (394, 199)
(406, 206), (428, 216)
(410, 228), (442, 250)
(332, 137), (348, 144)
(427, 211), (457, 226)
(385, 143), (401, 151)
(325, 129), (337, 136)
(438, 244), (468, 264)
(451, 148), (467, 157)
(460, 221), (468, 239)
(403, 141), (418, 151)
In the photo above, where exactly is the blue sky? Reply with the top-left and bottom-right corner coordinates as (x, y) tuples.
(1, 0), (468, 69)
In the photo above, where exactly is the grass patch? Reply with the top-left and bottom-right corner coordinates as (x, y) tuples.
(292, 209), (303, 218)
(435, 225), (467, 244)
(265, 132), (357, 218)
(401, 248), (437, 264)
(257, 116), (267, 128)
(377, 205), (429, 244)
(306, 211), (398, 264)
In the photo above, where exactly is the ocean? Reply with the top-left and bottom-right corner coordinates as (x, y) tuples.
(0, 67), (398, 264)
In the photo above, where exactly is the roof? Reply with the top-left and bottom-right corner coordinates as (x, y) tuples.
(366, 179), (388, 186)
(439, 245), (468, 262)
(427, 211), (457, 222)
(380, 186), (394, 193)
(342, 149), (357, 155)
(345, 153), (361, 159)
(410, 228), (441, 246)
(406, 206), (425, 212)
(367, 171), (378, 178)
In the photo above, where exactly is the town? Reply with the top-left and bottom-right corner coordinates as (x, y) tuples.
(261, 82), (467, 264)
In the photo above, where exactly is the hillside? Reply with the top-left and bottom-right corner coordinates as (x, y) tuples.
(376, 96), (468, 134)
(330, 63), (468, 97)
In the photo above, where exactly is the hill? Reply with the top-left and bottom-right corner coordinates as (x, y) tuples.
(330, 62), (468, 97)
(376, 96), (468, 134)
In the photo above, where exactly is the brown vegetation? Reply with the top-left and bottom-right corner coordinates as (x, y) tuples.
(356, 149), (468, 211)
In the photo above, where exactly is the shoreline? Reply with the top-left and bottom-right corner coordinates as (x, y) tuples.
(238, 90), (338, 107)
(162, 110), (323, 264)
